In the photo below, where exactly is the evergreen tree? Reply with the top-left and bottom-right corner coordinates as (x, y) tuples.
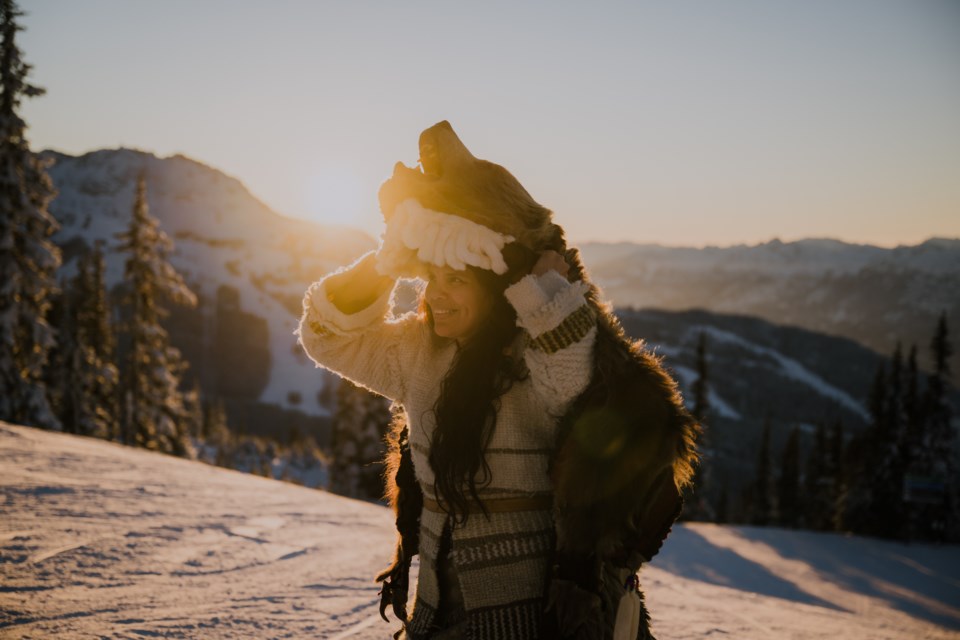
(692, 331), (709, 422)
(829, 419), (845, 531)
(45, 280), (74, 429)
(684, 330), (712, 520)
(66, 245), (119, 439)
(844, 352), (910, 539)
(715, 482), (729, 524)
(0, 0), (61, 429)
(904, 344), (921, 440)
(115, 174), (197, 456)
(909, 312), (956, 541)
(202, 395), (230, 444)
(751, 415), (775, 525)
(329, 379), (391, 500)
(885, 342), (905, 444)
(777, 425), (801, 528)
(804, 421), (831, 530)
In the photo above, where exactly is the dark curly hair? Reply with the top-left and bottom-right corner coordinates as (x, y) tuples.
(421, 244), (538, 525)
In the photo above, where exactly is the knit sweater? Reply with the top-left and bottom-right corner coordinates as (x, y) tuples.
(296, 260), (597, 639)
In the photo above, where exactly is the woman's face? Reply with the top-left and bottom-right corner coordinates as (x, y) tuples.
(424, 265), (494, 342)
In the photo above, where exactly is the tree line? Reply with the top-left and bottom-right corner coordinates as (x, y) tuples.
(687, 317), (957, 543)
(0, 1), (323, 487)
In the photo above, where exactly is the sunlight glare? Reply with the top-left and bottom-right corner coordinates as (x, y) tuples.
(304, 167), (366, 229)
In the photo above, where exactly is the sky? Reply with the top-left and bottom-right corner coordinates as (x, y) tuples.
(18, 0), (960, 248)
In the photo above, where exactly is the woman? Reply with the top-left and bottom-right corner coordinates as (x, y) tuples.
(298, 122), (695, 640)
(298, 202), (596, 638)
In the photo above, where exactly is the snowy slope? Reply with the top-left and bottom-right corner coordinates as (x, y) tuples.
(2, 424), (958, 639)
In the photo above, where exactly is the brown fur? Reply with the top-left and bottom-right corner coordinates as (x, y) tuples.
(378, 120), (565, 255)
(376, 121), (701, 639)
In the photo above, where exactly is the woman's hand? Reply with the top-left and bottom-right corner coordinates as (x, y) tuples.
(532, 249), (571, 279)
(325, 251), (394, 314)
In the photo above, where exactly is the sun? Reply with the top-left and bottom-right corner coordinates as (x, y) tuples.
(303, 167), (366, 229)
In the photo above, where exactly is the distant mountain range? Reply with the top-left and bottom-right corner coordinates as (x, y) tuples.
(42, 148), (959, 460)
(579, 237), (960, 377)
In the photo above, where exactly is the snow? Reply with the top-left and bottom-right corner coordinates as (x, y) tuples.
(2, 423), (958, 639)
(690, 325), (870, 422)
(671, 364), (743, 421)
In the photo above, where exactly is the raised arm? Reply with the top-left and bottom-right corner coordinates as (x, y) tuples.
(503, 252), (597, 416)
(295, 251), (424, 402)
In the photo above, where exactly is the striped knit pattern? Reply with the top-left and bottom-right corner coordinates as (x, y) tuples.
(296, 261), (597, 639)
(467, 598), (543, 639)
(527, 303), (596, 354)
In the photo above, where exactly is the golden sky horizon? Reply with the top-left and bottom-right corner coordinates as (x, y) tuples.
(20, 0), (960, 249)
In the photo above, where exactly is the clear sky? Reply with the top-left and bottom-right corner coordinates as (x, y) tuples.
(19, 0), (960, 248)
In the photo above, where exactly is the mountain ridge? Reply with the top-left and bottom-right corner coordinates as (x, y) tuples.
(40, 147), (958, 444)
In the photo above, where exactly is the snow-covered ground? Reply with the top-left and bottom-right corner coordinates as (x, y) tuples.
(2, 423), (958, 639)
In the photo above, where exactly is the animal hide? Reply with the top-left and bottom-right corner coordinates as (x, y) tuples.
(374, 121), (700, 640)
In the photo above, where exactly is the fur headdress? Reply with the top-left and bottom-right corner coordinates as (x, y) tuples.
(375, 120), (564, 278)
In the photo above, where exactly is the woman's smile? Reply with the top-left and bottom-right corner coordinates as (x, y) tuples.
(424, 265), (493, 341)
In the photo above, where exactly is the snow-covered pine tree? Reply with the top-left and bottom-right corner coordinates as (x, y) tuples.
(65, 244), (119, 439)
(0, 0), (61, 429)
(115, 174), (197, 457)
(329, 379), (391, 500)
(45, 279), (74, 429)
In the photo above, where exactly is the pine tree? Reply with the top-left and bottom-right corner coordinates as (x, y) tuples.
(715, 482), (729, 524)
(751, 415), (775, 526)
(0, 0), (61, 429)
(115, 174), (197, 456)
(684, 330), (712, 520)
(844, 351), (910, 539)
(692, 331), (709, 422)
(908, 312), (956, 541)
(65, 245), (119, 439)
(777, 425), (801, 528)
(804, 421), (831, 530)
(329, 380), (391, 500)
(904, 344), (921, 440)
(829, 418), (845, 531)
(45, 280), (74, 430)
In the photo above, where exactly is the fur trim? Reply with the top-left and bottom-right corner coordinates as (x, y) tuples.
(375, 198), (515, 278)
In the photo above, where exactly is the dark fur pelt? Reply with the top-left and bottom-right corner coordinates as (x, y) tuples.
(544, 249), (697, 639)
(376, 408), (421, 626)
(374, 121), (701, 640)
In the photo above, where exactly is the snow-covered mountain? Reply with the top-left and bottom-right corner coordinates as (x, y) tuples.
(44, 148), (374, 430)
(2, 423), (958, 639)
(580, 237), (960, 376)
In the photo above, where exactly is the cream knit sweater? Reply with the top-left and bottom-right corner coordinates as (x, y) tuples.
(296, 259), (597, 639)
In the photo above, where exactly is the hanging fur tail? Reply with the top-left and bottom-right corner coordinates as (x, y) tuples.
(376, 409), (423, 628)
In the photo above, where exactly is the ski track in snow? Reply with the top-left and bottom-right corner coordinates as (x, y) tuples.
(2, 423), (959, 639)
